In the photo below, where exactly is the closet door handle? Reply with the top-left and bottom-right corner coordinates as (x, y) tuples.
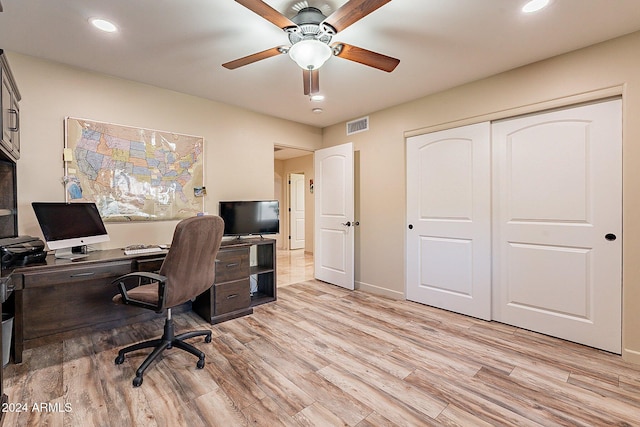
(605, 233), (617, 241)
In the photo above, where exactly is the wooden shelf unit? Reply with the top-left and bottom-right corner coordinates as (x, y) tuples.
(193, 237), (276, 324)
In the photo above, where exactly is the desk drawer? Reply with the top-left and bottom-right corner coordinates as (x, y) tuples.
(215, 248), (249, 283)
(22, 261), (132, 288)
(214, 279), (250, 315)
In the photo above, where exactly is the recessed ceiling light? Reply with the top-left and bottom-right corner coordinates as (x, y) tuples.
(310, 95), (325, 102)
(522, 0), (550, 13)
(90, 18), (118, 33)
(312, 108), (323, 114)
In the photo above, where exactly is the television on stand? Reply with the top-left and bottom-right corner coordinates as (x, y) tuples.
(218, 200), (279, 238)
(32, 202), (110, 260)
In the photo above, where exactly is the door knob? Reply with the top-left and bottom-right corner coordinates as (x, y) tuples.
(408, 224), (413, 230)
(341, 221), (351, 227)
(605, 233), (617, 241)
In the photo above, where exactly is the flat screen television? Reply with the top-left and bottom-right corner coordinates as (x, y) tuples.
(32, 202), (110, 259)
(219, 200), (279, 237)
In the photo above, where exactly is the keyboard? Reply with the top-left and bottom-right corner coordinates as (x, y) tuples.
(124, 245), (166, 255)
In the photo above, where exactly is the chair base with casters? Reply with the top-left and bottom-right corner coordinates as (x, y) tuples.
(114, 308), (212, 387)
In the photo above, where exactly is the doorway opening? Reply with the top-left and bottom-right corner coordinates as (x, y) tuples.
(274, 145), (315, 286)
(289, 172), (305, 250)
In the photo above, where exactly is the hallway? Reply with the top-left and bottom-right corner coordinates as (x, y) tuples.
(277, 249), (314, 287)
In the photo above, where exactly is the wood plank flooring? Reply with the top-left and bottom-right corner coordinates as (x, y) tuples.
(3, 264), (640, 425)
(276, 249), (314, 287)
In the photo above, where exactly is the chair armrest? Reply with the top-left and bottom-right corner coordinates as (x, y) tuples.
(112, 272), (168, 312)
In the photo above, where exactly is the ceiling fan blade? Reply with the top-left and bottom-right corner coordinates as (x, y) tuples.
(333, 42), (399, 72)
(303, 69), (320, 95)
(235, 0), (296, 29)
(222, 47), (284, 70)
(324, 0), (392, 33)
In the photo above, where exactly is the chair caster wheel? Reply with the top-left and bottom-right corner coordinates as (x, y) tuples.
(197, 359), (205, 369)
(133, 376), (143, 387)
(205, 334), (212, 343)
(115, 354), (125, 365)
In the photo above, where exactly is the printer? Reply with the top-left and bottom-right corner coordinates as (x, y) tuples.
(0, 235), (47, 270)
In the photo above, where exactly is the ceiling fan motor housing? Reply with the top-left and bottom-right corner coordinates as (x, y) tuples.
(287, 7), (334, 45)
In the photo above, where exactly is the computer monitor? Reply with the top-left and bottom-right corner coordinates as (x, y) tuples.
(32, 202), (110, 259)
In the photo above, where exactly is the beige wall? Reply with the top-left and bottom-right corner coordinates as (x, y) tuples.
(276, 154), (315, 253)
(8, 52), (321, 249)
(322, 30), (640, 363)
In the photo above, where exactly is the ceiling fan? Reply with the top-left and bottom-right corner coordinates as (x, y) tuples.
(223, 0), (400, 96)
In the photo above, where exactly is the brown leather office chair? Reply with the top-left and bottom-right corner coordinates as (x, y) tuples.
(112, 215), (224, 387)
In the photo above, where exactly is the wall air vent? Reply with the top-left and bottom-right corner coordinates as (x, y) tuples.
(346, 116), (369, 135)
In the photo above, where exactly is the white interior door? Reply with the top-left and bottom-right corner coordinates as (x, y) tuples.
(406, 122), (492, 320)
(314, 143), (354, 290)
(492, 99), (622, 353)
(289, 173), (305, 250)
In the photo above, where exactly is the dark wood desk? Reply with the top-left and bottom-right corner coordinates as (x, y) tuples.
(6, 238), (276, 363)
(8, 249), (168, 363)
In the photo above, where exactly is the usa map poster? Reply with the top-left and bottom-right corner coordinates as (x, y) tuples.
(64, 117), (205, 222)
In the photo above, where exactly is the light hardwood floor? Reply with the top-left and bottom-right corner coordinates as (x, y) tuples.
(3, 251), (640, 426)
(277, 249), (314, 287)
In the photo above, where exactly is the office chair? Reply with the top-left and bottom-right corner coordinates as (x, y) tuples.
(112, 215), (224, 387)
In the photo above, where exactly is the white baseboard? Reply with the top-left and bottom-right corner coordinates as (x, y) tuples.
(622, 347), (640, 365)
(355, 280), (404, 300)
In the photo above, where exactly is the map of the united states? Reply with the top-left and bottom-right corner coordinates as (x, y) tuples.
(65, 118), (204, 221)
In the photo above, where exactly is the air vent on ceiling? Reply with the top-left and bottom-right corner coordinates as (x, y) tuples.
(346, 116), (369, 136)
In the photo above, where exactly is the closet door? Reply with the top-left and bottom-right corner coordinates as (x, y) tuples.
(406, 122), (491, 320)
(492, 99), (622, 353)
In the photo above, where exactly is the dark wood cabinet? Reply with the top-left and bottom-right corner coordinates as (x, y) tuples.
(0, 50), (20, 162)
(9, 250), (184, 363)
(0, 159), (17, 239)
(0, 49), (19, 425)
(193, 238), (276, 324)
(250, 238), (277, 306)
(0, 49), (18, 240)
(7, 239), (277, 362)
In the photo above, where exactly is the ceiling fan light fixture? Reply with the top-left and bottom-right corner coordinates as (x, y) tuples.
(288, 39), (332, 70)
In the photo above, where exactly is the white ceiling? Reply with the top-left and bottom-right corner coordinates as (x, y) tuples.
(1, 0), (640, 128)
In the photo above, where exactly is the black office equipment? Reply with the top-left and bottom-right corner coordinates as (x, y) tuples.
(0, 235), (46, 269)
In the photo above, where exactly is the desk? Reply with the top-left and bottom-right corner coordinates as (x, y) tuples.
(5, 238), (276, 363)
(7, 249), (168, 363)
